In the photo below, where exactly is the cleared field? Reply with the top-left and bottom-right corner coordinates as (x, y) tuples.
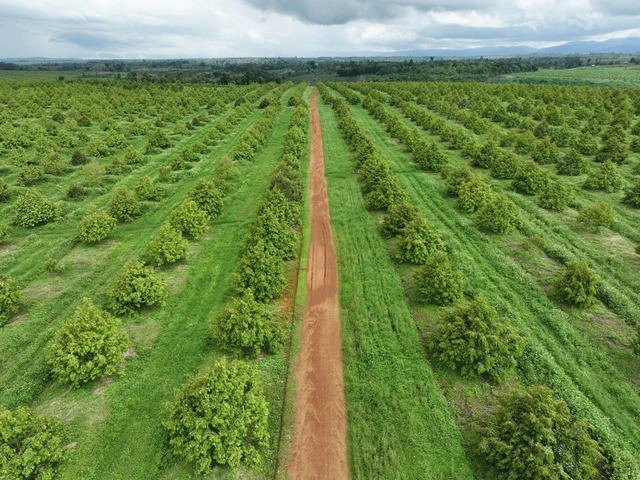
(501, 66), (640, 86)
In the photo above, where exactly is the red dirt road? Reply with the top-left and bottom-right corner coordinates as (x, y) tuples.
(286, 90), (348, 480)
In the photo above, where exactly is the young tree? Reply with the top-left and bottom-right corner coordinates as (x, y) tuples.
(414, 251), (464, 305)
(18, 165), (44, 186)
(473, 139), (500, 169)
(538, 179), (574, 211)
(188, 179), (223, 216)
(47, 298), (129, 387)
(0, 178), (11, 202)
(0, 222), (10, 244)
(71, 149), (88, 166)
(443, 165), (474, 196)
(212, 289), (285, 357)
(513, 160), (549, 194)
(14, 188), (61, 227)
(77, 206), (117, 243)
(490, 151), (520, 179)
(168, 199), (210, 239)
(0, 274), (22, 327)
(553, 258), (598, 308)
(532, 138), (560, 165)
(145, 224), (188, 266)
(396, 217), (446, 264)
(365, 174), (406, 211)
(0, 406), (69, 479)
(108, 258), (167, 315)
(622, 180), (640, 208)
(455, 175), (493, 213)
(147, 128), (171, 149)
(234, 239), (286, 302)
(381, 201), (422, 237)
(557, 148), (588, 175)
(133, 175), (165, 202)
(577, 200), (617, 231)
(164, 359), (269, 475)
(257, 188), (299, 227)
(429, 296), (524, 382)
(246, 209), (298, 261)
(476, 193), (520, 233)
(107, 187), (141, 222)
(473, 385), (604, 480)
(583, 160), (624, 193)
(414, 139), (448, 171)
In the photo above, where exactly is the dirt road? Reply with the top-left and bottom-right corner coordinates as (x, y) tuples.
(286, 90), (348, 480)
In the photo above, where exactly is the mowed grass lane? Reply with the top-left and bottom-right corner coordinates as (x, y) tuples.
(317, 96), (473, 479)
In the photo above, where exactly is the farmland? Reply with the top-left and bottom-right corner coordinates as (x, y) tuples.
(1, 74), (640, 480)
(501, 65), (640, 86)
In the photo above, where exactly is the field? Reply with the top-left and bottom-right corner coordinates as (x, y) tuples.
(501, 65), (640, 86)
(1, 75), (640, 480)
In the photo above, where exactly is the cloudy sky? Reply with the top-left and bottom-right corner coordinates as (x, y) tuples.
(0, 0), (639, 58)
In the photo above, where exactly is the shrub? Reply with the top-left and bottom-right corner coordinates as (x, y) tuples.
(396, 217), (446, 264)
(47, 298), (129, 387)
(18, 165), (44, 186)
(429, 296), (524, 382)
(83, 160), (105, 186)
(473, 139), (500, 169)
(71, 149), (87, 165)
(212, 155), (235, 187)
(577, 200), (616, 231)
(0, 178), (11, 202)
(107, 187), (141, 222)
(148, 128), (171, 149)
(0, 222), (10, 243)
(123, 146), (144, 165)
(212, 290), (285, 357)
(622, 180), (640, 208)
(381, 201), (422, 237)
(234, 239), (286, 302)
(595, 136), (627, 164)
(365, 174), (406, 210)
(133, 175), (165, 202)
(532, 138), (560, 164)
(538, 179), (574, 211)
(269, 163), (302, 203)
(43, 151), (65, 175)
(66, 182), (86, 199)
(513, 160), (549, 194)
(473, 385), (604, 480)
(188, 179), (223, 216)
(0, 274), (22, 327)
(107, 258), (167, 315)
(583, 160), (624, 193)
(168, 199), (209, 239)
(553, 258), (598, 308)
(414, 251), (464, 305)
(42, 257), (62, 274)
(164, 358), (269, 475)
(414, 140), (447, 171)
(77, 206), (117, 243)
(0, 406), (68, 479)
(476, 193), (520, 233)
(247, 209), (298, 261)
(443, 165), (473, 196)
(455, 175), (493, 213)
(14, 188), (61, 227)
(557, 148), (588, 175)
(158, 166), (178, 183)
(257, 188), (299, 227)
(145, 224), (188, 266)
(232, 141), (255, 162)
(490, 151), (520, 179)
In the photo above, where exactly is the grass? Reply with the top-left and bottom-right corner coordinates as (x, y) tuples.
(317, 94), (474, 479)
(500, 65), (640, 86)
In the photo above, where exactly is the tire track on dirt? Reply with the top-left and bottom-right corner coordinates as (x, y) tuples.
(286, 89), (348, 480)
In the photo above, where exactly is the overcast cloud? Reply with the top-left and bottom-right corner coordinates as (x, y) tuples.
(0, 0), (638, 58)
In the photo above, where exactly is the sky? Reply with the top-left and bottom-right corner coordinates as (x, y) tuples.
(0, 0), (639, 58)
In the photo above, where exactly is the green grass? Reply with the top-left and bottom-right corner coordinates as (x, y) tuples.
(500, 66), (640, 86)
(318, 95), (474, 480)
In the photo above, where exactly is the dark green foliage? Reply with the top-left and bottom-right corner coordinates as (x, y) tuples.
(0, 406), (68, 479)
(164, 359), (269, 475)
(134, 175), (165, 202)
(414, 251), (464, 305)
(43, 152), (65, 176)
(212, 289), (285, 357)
(455, 175), (493, 213)
(188, 179), (223, 216)
(71, 149), (87, 165)
(0, 274), (22, 327)
(107, 186), (141, 222)
(429, 296), (524, 382)
(0, 222), (9, 244)
(595, 136), (627, 164)
(473, 385), (604, 480)
(577, 200), (617, 231)
(14, 188), (61, 227)
(472, 139), (500, 169)
(513, 160), (549, 195)
(622, 180), (640, 208)
(66, 182), (86, 199)
(532, 138), (560, 165)
(148, 128), (171, 149)
(168, 199), (210, 239)
(396, 217), (446, 264)
(414, 139), (448, 171)
(365, 174), (406, 210)
(583, 160), (624, 193)
(443, 165), (473, 196)
(538, 179), (574, 211)
(47, 298), (129, 387)
(553, 258), (598, 308)
(490, 151), (520, 179)
(18, 165), (44, 186)
(234, 239), (286, 302)
(145, 224), (188, 266)
(0, 179), (11, 202)
(77, 206), (116, 243)
(381, 201), (422, 237)
(108, 258), (167, 315)
(476, 193), (520, 233)
(257, 188), (299, 227)
(246, 209), (298, 261)
(269, 163), (302, 203)
(557, 148), (588, 175)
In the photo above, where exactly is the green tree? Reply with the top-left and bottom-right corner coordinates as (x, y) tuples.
(577, 200), (617, 231)
(553, 258), (598, 308)
(212, 289), (285, 357)
(77, 206), (117, 243)
(148, 128), (171, 149)
(513, 160), (549, 194)
(491, 151), (520, 179)
(145, 224), (188, 266)
(0, 178), (11, 202)
(381, 201), (422, 237)
(133, 175), (165, 202)
(71, 149), (87, 166)
(443, 165), (473, 196)
(583, 160), (624, 193)
(164, 359), (269, 475)
(429, 296), (524, 382)
(476, 193), (520, 233)
(622, 180), (640, 208)
(414, 251), (464, 305)
(246, 209), (298, 261)
(557, 148), (588, 175)
(108, 258), (167, 315)
(396, 217), (446, 264)
(107, 187), (141, 222)
(414, 139), (448, 171)
(532, 138), (560, 165)
(0, 222), (10, 244)
(0, 274), (22, 327)
(47, 298), (129, 387)
(365, 174), (406, 211)
(473, 385), (604, 480)
(538, 179), (574, 211)
(0, 406), (68, 479)
(168, 199), (210, 239)
(14, 188), (61, 227)
(234, 239), (286, 302)
(188, 179), (223, 216)
(456, 175), (493, 213)
(18, 165), (44, 186)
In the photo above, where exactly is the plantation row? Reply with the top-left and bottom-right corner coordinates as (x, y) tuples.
(322, 81), (640, 479)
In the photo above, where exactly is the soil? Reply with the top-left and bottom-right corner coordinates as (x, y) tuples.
(286, 90), (348, 480)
